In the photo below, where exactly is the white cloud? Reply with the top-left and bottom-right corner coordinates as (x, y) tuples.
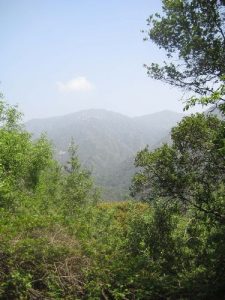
(57, 76), (95, 92)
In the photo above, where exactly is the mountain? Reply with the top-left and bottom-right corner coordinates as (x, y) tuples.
(133, 110), (184, 147)
(25, 109), (184, 200)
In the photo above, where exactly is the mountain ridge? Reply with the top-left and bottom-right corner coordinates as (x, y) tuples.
(25, 109), (185, 200)
(26, 108), (184, 122)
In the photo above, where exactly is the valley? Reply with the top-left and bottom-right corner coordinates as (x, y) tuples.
(26, 109), (184, 199)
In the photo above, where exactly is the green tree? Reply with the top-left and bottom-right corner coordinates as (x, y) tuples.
(0, 99), (54, 209)
(62, 140), (99, 213)
(26, 134), (53, 190)
(145, 0), (225, 112)
(131, 114), (225, 224)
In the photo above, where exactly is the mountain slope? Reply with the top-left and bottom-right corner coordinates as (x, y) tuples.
(133, 110), (184, 147)
(25, 109), (184, 199)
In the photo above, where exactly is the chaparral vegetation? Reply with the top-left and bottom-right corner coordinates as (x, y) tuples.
(1, 1), (225, 299)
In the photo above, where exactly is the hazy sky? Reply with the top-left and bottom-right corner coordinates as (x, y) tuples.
(1, 0), (201, 120)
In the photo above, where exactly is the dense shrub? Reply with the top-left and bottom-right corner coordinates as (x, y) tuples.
(1, 99), (225, 299)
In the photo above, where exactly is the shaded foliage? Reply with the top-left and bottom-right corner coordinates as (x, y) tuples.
(0, 98), (225, 298)
(145, 0), (225, 112)
(131, 114), (225, 224)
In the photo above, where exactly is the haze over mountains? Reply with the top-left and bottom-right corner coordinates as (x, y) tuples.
(26, 109), (184, 199)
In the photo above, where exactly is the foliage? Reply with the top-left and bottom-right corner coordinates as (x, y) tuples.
(121, 2), (225, 298)
(1, 90), (225, 297)
(62, 140), (99, 214)
(3, 2), (225, 298)
(145, 0), (225, 112)
(3, 2), (225, 297)
(0, 100), (100, 299)
(0, 212), (88, 299)
(68, 200), (225, 299)
(131, 113), (225, 224)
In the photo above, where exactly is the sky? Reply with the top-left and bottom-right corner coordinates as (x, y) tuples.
(1, 0), (201, 121)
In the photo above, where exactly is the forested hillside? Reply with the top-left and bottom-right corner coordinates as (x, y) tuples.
(1, 97), (225, 299)
(26, 109), (183, 199)
(1, 0), (225, 299)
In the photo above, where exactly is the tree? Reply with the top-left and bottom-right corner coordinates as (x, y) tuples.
(131, 114), (225, 224)
(145, 0), (225, 112)
(26, 134), (53, 190)
(62, 140), (99, 212)
(0, 98), (54, 209)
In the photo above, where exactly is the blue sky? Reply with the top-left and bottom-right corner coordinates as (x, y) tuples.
(1, 0), (198, 120)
